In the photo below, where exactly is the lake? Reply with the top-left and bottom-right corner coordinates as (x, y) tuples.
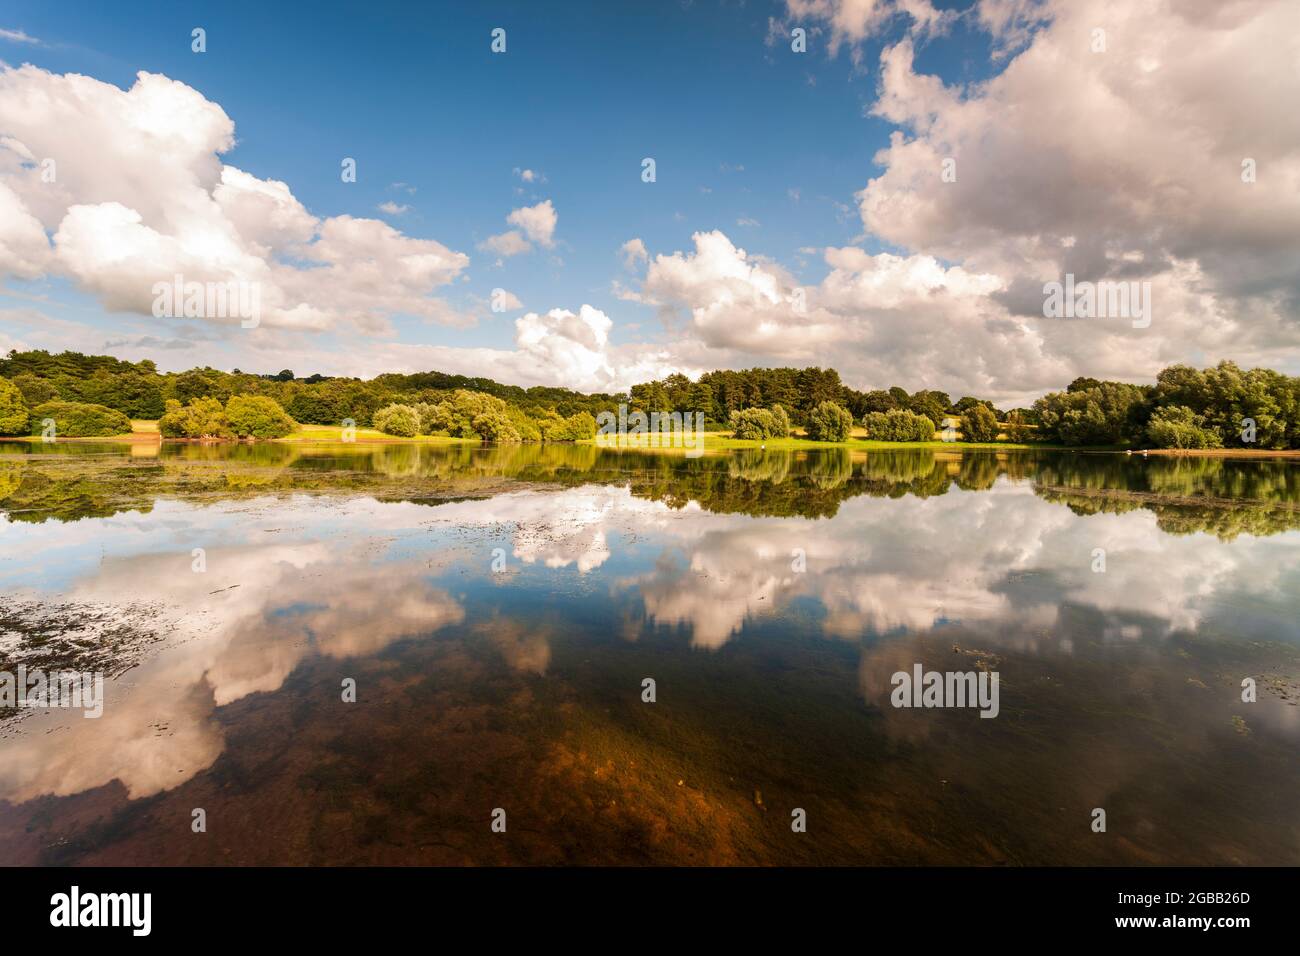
(1, 441), (1297, 864)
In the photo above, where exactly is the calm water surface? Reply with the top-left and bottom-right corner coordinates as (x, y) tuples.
(0, 442), (1297, 864)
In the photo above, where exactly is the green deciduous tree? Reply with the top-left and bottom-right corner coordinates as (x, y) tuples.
(10, 372), (59, 407)
(422, 390), (514, 438)
(32, 401), (132, 438)
(862, 408), (934, 442)
(806, 401), (853, 441)
(158, 397), (232, 439)
(1146, 405), (1223, 449)
(1003, 409), (1036, 443)
(0, 378), (28, 434)
(959, 404), (1000, 443)
(859, 390), (899, 414)
(907, 390), (951, 427)
(549, 410), (597, 441)
(226, 395), (296, 438)
(1033, 382), (1146, 446)
(80, 371), (165, 418)
(729, 407), (788, 440)
(473, 410), (522, 442)
(373, 403), (421, 437)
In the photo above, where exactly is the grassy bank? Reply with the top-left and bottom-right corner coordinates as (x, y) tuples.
(0, 420), (479, 445)
(275, 424), (478, 444)
(9, 420), (1295, 457)
(138, 419), (476, 444)
(588, 428), (1049, 451)
(700, 434), (1045, 451)
(0, 420), (159, 443)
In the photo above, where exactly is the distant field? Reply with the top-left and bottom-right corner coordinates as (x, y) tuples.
(277, 424), (477, 444)
(45, 416), (1026, 449)
(32, 420), (1281, 455)
(579, 429), (1043, 451)
(111, 421), (477, 444)
(701, 434), (1042, 451)
(7, 421), (1291, 457)
(2, 420), (161, 442)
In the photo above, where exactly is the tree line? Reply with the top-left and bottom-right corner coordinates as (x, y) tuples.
(0, 350), (1296, 448)
(1032, 363), (1300, 449)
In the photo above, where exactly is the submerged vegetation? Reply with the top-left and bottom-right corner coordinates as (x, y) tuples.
(1, 440), (1296, 866)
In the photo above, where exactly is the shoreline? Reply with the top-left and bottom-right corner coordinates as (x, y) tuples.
(1124, 447), (1300, 458)
(2, 429), (1297, 458)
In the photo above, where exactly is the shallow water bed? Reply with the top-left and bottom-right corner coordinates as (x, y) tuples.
(0, 443), (1297, 864)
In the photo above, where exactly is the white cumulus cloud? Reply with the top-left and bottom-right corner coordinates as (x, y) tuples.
(0, 66), (471, 333)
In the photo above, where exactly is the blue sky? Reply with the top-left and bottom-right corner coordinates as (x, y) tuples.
(1, 0), (1296, 402)
(1, 1), (985, 346)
